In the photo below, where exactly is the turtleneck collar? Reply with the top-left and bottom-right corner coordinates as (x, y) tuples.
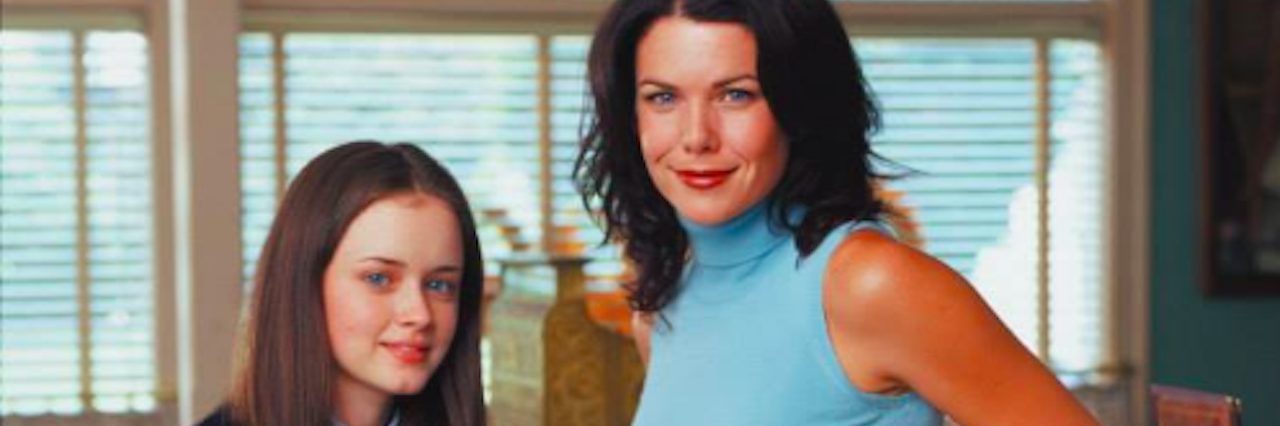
(679, 199), (794, 267)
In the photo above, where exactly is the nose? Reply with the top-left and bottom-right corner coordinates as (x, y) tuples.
(395, 286), (433, 329)
(679, 100), (717, 154)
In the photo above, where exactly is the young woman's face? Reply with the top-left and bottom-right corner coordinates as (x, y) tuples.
(324, 193), (462, 407)
(635, 17), (788, 226)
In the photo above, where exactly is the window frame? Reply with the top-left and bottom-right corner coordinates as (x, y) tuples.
(0, 6), (175, 426)
(0, 0), (1151, 425)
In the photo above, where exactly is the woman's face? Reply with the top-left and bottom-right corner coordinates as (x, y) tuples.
(635, 17), (788, 226)
(323, 193), (462, 409)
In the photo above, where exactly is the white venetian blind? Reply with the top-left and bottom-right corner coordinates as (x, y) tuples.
(1047, 40), (1104, 374)
(858, 38), (1105, 373)
(0, 29), (156, 416)
(239, 33), (278, 285)
(548, 36), (627, 287)
(861, 38), (1042, 349)
(239, 33), (542, 281)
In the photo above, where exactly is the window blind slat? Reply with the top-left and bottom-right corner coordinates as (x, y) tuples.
(862, 38), (1049, 356)
(83, 31), (155, 412)
(1047, 40), (1104, 372)
(1, 29), (155, 416)
(240, 33), (544, 285)
(239, 33), (278, 284)
(0, 31), (82, 416)
(548, 36), (627, 283)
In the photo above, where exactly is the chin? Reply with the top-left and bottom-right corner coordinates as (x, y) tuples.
(381, 378), (431, 396)
(662, 186), (759, 226)
(673, 204), (739, 226)
(378, 368), (435, 395)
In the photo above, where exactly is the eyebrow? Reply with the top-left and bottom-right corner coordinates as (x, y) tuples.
(360, 257), (463, 274)
(637, 74), (759, 89)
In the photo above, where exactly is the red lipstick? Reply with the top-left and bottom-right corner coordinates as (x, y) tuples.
(384, 343), (427, 364)
(676, 169), (734, 189)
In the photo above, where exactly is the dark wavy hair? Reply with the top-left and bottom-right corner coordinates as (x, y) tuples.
(230, 141), (486, 426)
(574, 0), (886, 314)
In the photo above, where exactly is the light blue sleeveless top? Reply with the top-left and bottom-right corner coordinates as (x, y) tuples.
(631, 201), (943, 426)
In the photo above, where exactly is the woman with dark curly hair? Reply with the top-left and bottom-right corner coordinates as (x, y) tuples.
(197, 141), (487, 426)
(574, 0), (1101, 425)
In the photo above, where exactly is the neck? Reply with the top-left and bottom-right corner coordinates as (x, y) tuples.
(332, 376), (393, 426)
(679, 199), (795, 266)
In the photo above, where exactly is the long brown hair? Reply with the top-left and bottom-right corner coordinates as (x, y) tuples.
(230, 141), (487, 426)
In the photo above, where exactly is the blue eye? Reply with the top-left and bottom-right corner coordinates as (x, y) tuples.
(424, 279), (457, 295)
(723, 89), (754, 103)
(364, 272), (390, 288)
(646, 92), (675, 105)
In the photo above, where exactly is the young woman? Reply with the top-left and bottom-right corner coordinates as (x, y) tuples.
(574, 1), (1103, 425)
(198, 141), (486, 426)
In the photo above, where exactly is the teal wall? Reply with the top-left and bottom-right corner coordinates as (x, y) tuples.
(1150, 0), (1280, 424)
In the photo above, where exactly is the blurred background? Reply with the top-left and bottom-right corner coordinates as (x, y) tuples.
(0, 0), (1275, 425)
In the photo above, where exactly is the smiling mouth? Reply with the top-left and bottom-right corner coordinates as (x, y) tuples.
(383, 343), (428, 364)
(675, 169), (735, 190)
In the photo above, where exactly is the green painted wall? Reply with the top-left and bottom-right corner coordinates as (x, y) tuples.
(1150, 0), (1280, 424)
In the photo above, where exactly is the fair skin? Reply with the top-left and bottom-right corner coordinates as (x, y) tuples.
(634, 16), (788, 226)
(630, 16), (1101, 426)
(324, 193), (463, 426)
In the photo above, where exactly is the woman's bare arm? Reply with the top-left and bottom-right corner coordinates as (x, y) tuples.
(824, 231), (1100, 426)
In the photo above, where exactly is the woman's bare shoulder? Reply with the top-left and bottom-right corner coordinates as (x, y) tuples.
(824, 229), (973, 317)
(822, 228), (999, 365)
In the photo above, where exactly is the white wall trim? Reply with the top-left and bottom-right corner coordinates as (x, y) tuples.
(242, 0), (603, 34)
(238, 1), (1103, 38)
(0, 0), (145, 7)
(0, 8), (141, 29)
(242, 0), (607, 17)
(168, 0), (244, 423)
(836, 1), (1102, 38)
(242, 10), (598, 35)
(145, 0), (178, 410)
(1104, 0), (1152, 423)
